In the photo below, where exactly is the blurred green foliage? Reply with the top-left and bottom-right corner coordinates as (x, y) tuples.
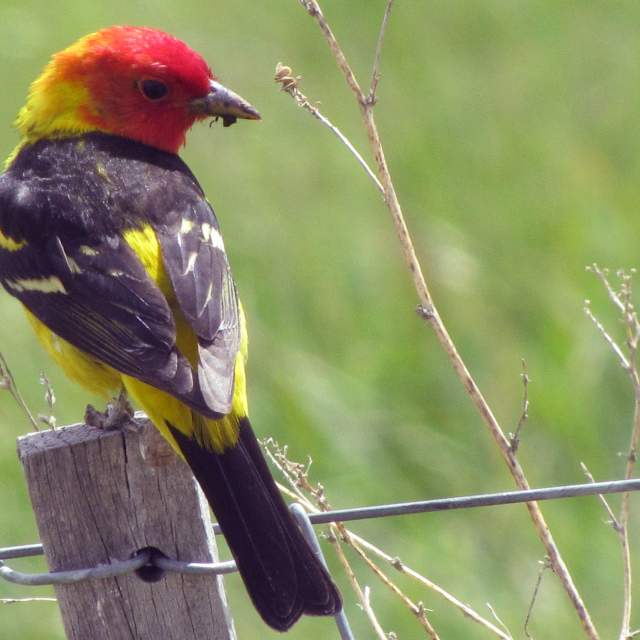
(1, 1), (640, 638)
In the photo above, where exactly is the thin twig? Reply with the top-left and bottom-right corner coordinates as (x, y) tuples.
(524, 557), (551, 639)
(417, 601), (440, 640)
(584, 301), (630, 371)
(587, 264), (640, 335)
(0, 352), (38, 430)
(361, 586), (391, 640)
(355, 535), (511, 639)
(274, 63), (383, 193)
(586, 268), (640, 639)
(510, 359), (530, 453)
(331, 529), (387, 640)
(486, 603), (514, 640)
(38, 371), (56, 430)
(618, 395), (639, 640)
(367, 0), (394, 105)
(589, 265), (625, 312)
(338, 523), (440, 638)
(618, 274), (639, 640)
(327, 533), (389, 640)
(291, 2), (599, 637)
(580, 462), (621, 532)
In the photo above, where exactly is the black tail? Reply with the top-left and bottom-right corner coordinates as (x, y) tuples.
(168, 417), (342, 631)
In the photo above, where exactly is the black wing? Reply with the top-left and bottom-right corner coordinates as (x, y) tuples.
(0, 134), (240, 418)
(156, 196), (241, 415)
(0, 230), (223, 419)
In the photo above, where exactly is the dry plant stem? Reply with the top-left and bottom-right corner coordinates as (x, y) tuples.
(580, 462), (621, 531)
(331, 529), (388, 640)
(583, 454), (632, 640)
(618, 394), (640, 640)
(38, 371), (56, 429)
(486, 603), (514, 640)
(587, 267), (639, 639)
(260, 440), (389, 639)
(297, 1), (598, 637)
(291, 88), (382, 193)
(329, 532), (388, 640)
(274, 64), (383, 193)
(524, 558), (551, 639)
(263, 439), (512, 640)
(0, 352), (38, 430)
(367, 0), (394, 104)
(510, 359), (530, 453)
(618, 274), (640, 640)
(283, 480), (511, 640)
(352, 533), (511, 640)
(362, 587), (392, 640)
(337, 523), (440, 639)
(588, 264), (640, 335)
(584, 302), (630, 370)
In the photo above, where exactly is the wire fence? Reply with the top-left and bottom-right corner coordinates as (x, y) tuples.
(2, 478), (639, 639)
(2, 477), (638, 584)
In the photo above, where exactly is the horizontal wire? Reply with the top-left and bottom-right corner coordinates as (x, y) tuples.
(154, 557), (237, 576)
(307, 478), (640, 525)
(1, 478), (638, 586)
(0, 544), (44, 561)
(0, 551), (151, 586)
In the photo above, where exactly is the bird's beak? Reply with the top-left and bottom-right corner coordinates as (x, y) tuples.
(190, 80), (261, 127)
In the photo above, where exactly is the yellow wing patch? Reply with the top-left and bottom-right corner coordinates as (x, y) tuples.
(25, 309), (120, 398)
(123, 225), (173, 298)
(0, 229), (27, 251)
(122, 222), (247, 452)
(6, 276), (67, 294)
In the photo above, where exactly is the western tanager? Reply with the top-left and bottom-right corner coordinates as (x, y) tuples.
(0, 26), (340, 631)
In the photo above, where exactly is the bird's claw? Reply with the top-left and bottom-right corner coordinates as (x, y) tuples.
(85, 389), (134, 430)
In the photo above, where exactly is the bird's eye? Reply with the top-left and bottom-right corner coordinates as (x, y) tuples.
(138, 78), (169, 101)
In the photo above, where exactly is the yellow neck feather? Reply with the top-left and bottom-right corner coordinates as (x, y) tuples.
(15, 34), (101, 142)
(16, 75), (94, 142)
(5, 77), (93, 169)
(6, 38), (98, 168)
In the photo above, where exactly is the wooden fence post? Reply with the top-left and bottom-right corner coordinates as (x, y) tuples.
(17, 416), (236, 640)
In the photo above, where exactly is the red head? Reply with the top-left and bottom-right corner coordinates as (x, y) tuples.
(17, 26), (260, 153)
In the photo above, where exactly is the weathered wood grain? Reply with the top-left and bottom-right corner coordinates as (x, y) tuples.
(18, 417), (236, 640)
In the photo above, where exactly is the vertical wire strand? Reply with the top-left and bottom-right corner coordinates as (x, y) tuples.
(290, 503), (355, 640)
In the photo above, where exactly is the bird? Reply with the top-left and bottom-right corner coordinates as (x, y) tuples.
(0, 25), (341, 631)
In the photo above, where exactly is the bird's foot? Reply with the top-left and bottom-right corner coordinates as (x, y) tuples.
(85, 388), (134, 430)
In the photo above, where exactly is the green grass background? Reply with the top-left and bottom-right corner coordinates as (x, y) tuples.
(1, 1), (640, 638)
